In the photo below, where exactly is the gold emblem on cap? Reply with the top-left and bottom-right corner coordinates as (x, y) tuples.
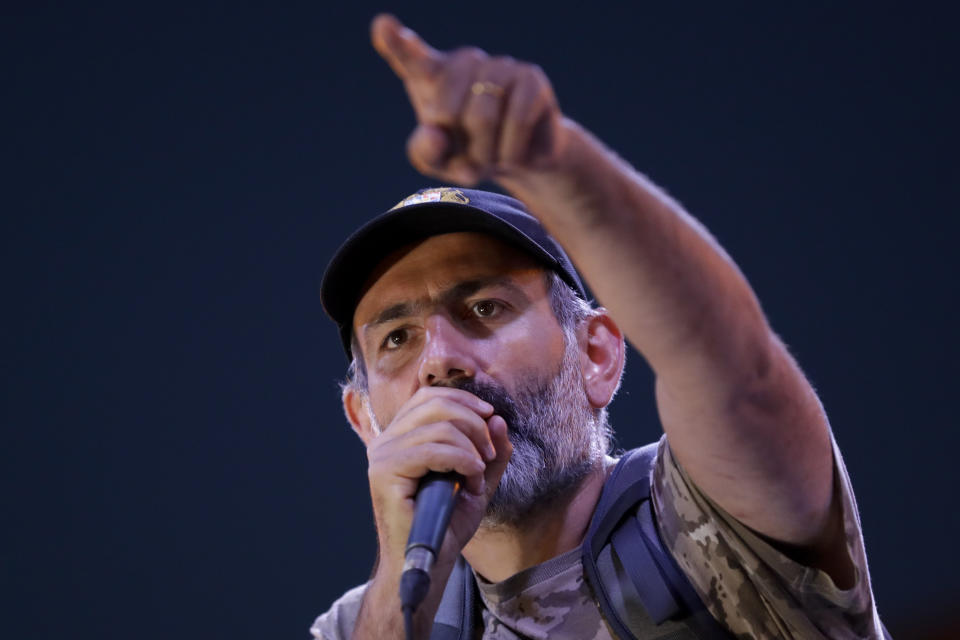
(390, 187), (470, 210)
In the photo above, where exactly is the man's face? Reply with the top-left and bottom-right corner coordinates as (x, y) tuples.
(351, 232), (605, 524)
(352, 232), (568, 421)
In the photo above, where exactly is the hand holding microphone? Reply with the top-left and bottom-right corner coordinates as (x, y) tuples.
(399, 471), (462, 620)
(358, 386), (511, 635)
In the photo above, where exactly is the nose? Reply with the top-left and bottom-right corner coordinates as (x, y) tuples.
(417, 313), (476, 387)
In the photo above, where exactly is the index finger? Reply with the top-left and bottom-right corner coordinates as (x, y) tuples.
(407, 385), (494, 419)
(370, 13), (444, 81)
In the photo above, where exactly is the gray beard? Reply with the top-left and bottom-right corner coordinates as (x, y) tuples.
(452, 340), (607, 529)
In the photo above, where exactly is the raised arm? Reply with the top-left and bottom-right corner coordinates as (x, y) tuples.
(371, 13), (853, 584)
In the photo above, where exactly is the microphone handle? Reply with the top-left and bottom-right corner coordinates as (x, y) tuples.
(406, 471), (462, 556)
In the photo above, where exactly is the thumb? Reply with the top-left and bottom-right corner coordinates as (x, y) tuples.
(406, 123), (452, 174)
(370, 13), (443, 81)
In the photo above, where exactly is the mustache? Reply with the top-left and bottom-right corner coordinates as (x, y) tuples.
(444, 378), (520, 433)
(442, 379), (553, 457)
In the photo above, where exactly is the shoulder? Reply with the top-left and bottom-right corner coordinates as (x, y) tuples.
(650, 434), (885, 638)
(310, 583), (369, 640)
(601, 441), (660, 493)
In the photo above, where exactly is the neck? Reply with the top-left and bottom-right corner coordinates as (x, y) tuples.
(462, 455), (617, 583)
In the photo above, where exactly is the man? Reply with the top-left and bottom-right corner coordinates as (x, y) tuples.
(312, 13), (884, 640)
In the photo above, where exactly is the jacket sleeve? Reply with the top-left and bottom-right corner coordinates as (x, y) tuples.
(651, 434), (885, 639)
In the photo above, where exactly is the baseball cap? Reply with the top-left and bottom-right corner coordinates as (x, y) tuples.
(320, 186), (587, 357)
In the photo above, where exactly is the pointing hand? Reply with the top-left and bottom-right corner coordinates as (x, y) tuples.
(371, 14), (567, 185)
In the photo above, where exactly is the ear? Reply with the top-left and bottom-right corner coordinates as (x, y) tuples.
(343, 386), (377, 446)
(579, 310), (626, 409)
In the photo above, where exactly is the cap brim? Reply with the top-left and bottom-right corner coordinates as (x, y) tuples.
(320, 201), (568, 354)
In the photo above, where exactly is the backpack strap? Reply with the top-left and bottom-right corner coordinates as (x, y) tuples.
(433, 443), (886, 640)
(430, 555), (475, 640)
(582, 444), (735, 640)
(631, 499), (736, 639)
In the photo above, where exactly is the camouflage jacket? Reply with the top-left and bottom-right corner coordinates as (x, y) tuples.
(311, 436), (884, 639)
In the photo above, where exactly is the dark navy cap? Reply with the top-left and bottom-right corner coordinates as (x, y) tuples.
(321, 187), (587, 357)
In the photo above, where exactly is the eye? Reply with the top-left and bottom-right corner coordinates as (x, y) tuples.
(381, 328), (409, 350)
(471, 300), (502, 318)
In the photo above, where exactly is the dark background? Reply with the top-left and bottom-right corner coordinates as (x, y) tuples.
(4, 2), (957, 638)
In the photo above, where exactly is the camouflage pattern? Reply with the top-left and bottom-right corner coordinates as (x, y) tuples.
(311, 435), (882, 639)
(652, 435), (884, 639)
(474, 547), (613, 639)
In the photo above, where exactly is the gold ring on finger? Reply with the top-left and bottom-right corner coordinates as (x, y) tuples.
(471, 81), (506, 98)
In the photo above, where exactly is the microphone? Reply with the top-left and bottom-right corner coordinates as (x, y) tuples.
(398, 471), (462, 618)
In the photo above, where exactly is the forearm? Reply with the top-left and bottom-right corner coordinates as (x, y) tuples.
(498, 118), (836, 547)
(499, 118), (771, 388)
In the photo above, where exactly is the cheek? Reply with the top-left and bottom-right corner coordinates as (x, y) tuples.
(491, 313), (567, 376)
(366, 395), (393, 431)
(366, 377), (416, 430)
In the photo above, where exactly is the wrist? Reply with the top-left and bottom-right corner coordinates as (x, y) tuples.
(495, 117), (624, 231)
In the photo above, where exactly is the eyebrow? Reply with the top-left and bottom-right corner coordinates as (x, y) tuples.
(363, 275), (530, 330)
(368, 301), (424, 328)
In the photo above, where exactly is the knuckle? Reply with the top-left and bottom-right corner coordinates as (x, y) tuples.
(427, 396), (458, 413)
(452, 45), (486, 63)
(367, 440), (386, 458)
(463, 108), (497, 131)
(413, 391), (444, 411)
(406, 142), (427, 170)
(433, 420), (461, 438)
(537, 83), (556, 104)
(518, 105), (541, 125)
(446, 421), (475, 442)
(460, 450), (484, 469)
(525, 62), (547, 81)
(468, 140), (496, 167)
(367, 463), (387, 484)
(489, 55), (517, 73)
